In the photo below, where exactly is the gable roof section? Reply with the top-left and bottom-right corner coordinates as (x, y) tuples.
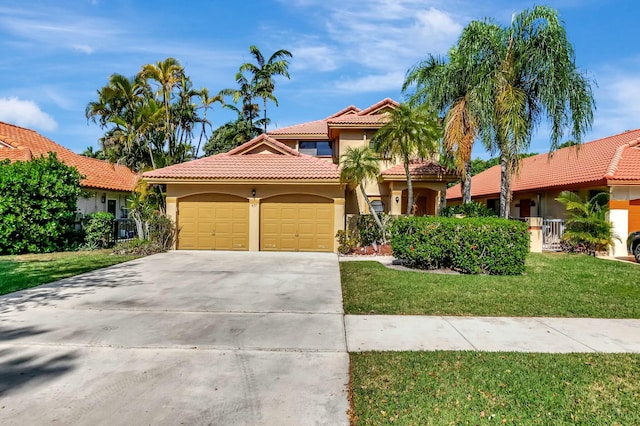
(381, 161), (456, 181)
(357, 98), (399, 116)
(446, 129), (640, 200)
(0, 121), (137, 192)
(143, 133), (340, 181)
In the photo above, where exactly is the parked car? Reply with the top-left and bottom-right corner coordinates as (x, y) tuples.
(628, 231), (640, 263)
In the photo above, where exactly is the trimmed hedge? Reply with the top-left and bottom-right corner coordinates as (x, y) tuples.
(391, 216), (529, 275)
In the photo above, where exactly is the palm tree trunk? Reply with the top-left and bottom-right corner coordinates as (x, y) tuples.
(404, 161), (414, 215)
(462, 161), (472, 204)
(359, 184), (386, 241)
(263, 97), (268, 133)
(499, 152), (511, 219)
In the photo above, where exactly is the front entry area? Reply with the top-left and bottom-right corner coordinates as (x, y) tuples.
(260, 194), (334, 252)
(177, 194), (249, 250)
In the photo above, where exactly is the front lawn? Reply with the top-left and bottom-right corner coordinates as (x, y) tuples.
(0, 250), (139, 296)
(341, 253), (640, 318)
(351, 351), (640, 425)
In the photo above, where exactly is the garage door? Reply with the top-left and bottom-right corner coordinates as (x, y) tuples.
(178, 194), (249, 250)
(630, 199), (640, 233)
(260, 194), (334, 252)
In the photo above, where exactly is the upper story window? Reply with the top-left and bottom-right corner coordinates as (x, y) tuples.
(299, 141), (332, 157)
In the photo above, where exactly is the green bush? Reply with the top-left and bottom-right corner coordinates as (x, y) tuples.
(0, 154), (83, 254)
(335, 229), (359, 254)
(441, 202), (497, 217)
(357, 213), (393, 245)
(83, 212), (115, 248)
(391, 216), (529, 275)
(113, 238), (163, 256)
(148, 212), (176, 251)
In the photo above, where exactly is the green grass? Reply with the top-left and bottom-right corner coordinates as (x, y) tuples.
(0, 250), (140, 295)
(350, 351), (640, 425)
(341, 253), (640, 318)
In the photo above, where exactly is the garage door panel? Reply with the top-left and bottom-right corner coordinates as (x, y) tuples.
(178, 197), (249, 250)
(630, 199), (640, 232)
(260, 196), (334, 252)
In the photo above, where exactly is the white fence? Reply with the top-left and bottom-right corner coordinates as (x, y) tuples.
(542, 219), (565, 251)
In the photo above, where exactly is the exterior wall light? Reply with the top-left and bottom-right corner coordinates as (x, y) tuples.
(395, 196), (400, 203)
(100, 193), (106, 203)
(252, 189), (256, 198)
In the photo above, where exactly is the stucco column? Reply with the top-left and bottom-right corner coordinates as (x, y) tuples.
(166, 197), (178, 250)
(527, 217), (543, 253)
(249, 198), (260, 251)
(390, 190), (403, 216)
(333, 198), (345, 252)
(608, 209), (628, 257)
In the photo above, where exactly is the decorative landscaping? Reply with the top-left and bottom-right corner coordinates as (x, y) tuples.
(0, 250), (139, 296)
(350, 351), (640, 425)
(341, 253), (640, 318)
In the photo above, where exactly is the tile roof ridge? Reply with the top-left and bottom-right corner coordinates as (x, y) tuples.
(357, 98), (399, 116)
(325, 105), (361, 119)
(0, 121), (37, 133)
(604, 137), (640, 180)
(268, 118), (327, 133)
(227, 133), (300, 156)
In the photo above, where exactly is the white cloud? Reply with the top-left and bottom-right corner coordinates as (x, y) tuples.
(290, 45), (339, 72)
(333, 71), (406, 93)
(0, 97), (58, 131)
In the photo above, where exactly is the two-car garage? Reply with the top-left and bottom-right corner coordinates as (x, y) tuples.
(177, 193), (336, 252)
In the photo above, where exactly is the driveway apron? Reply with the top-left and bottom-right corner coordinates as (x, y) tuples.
(0, 251), (349, 425)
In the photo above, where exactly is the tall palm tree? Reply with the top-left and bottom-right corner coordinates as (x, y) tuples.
(240, 45), (292, 133)
(371, 104), (441, 215)
(457, 7), (595, 218)
(404, 51), (482, 205)
(219, 71), (260, 132)
(139, 58), (185, 160)
(339, 146), (385, 237)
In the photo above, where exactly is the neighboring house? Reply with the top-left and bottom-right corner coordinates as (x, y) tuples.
(0, 121), (138, 219)
(143, 98), (457, 252)
(446, 129), (640, 256)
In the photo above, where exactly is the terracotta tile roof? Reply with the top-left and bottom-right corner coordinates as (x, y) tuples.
(0, 121), (138, 192)
(381, 160), (454, 177)
(268, 98), (398, 136)
(143, 134), (340, 181)
(446, 129), (640, 200)
(357, 98), (399, 116)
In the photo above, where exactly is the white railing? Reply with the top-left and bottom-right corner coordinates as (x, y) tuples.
(542, 219), (565, 251)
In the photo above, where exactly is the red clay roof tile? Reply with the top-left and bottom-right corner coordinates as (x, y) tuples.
(381, 160), (454, 177)
(446, 129), (640, 200)
(0, 121), (138, 192)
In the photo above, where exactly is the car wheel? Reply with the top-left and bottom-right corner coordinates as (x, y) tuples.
(634, 244), (640, 263)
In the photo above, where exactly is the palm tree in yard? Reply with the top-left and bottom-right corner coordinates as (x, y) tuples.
(404, 51), (482, 205)
(457, 6), (595, 218)
(371, 103), (441, 215)
(240, 45), (292, 133)
(340, 146), (385, 238)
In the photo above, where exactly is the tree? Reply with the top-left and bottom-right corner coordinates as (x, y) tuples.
(371, 104), (441, 215)
(404, 50), (483, 205)
(0, 154), (83, 254)
(203, 105), (262, 156)
(456, 7), (595, 218)
(339, 146), (385, 239)
(82, 146), (106, 160)
(556, 191), (618, 255)
(239, 45), (293, 133)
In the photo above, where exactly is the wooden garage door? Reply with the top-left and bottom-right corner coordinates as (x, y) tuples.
(178, 194), (249, 250)
(260, 194), (334, 252)
(630, 199), (640, 233)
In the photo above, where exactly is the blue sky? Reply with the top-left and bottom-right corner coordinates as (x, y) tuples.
(1, 0), (638, 159)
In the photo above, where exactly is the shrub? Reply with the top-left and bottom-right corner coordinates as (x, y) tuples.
(441, 202), (497, 218)
(113, 238), (163, 256)
(335, 229), (359, 255)
(0, 154), (83, 254)
(83, 212), (115, 248)
(391, 216), (529, 275)
(357, 213), (393, 245)
(148, 212), (176, 251)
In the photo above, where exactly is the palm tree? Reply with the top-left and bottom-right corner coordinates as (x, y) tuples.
(556, 191), (618, 255)
(371, 104), (441, 215)
(457, 7), (595, 218)
(404, 51), (482, 205)
(139, 57), (185, 160)
(339, 146), (385, 238)
(240, 46), (292, 133)
(219, 71), (260, 132)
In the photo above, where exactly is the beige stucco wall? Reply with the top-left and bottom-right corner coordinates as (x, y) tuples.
(77, 189), (131, 219)
(165, 182), (345, 252)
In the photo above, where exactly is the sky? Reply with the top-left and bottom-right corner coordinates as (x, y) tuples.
(0, 0), (639, 159)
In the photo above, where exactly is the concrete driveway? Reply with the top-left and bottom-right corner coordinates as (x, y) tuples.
(0, 251), (349, 425)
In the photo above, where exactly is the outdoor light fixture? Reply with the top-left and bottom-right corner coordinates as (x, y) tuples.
(395, 196), (400, 203)
(100, 194), (106, 204)
(252, 188), (256, 198)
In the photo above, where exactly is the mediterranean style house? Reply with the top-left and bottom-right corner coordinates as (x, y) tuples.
(143, 98), (457, 252)
(446, 129), (640, 256)
(0, 121), (138, 219)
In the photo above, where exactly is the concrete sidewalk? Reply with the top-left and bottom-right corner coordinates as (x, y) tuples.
(346, 315), (640, 353)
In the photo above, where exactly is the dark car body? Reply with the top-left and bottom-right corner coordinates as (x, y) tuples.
(628, 231), (640, 263)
